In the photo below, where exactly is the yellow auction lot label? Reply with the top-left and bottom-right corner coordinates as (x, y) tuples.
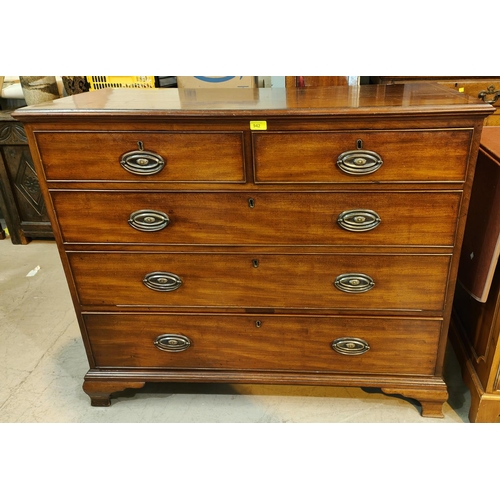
(250, 121), (267, 130)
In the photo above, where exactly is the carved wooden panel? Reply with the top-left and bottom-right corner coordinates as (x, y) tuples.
(0, 121), (28, 144)
(0, 112), (53, 244)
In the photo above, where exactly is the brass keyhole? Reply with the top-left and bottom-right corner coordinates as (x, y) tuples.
(252, 259), (259, 268)
(248, 198), (255, 209)
(255, 320), (262, 328)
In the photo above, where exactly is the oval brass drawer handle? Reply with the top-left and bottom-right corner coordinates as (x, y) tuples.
(334, 273), (375, 293)
(337, 209), (381, 232)
(128, 209), (170, 232)
(154, 334), (191, 352)
(143, 271), (182, 292)
(331, 337), (370, 356)
(120, 142), (165, 175)
(337, 150), (383, 175)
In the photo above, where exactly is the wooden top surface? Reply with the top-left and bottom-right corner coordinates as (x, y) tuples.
(13, 83), (495, 121)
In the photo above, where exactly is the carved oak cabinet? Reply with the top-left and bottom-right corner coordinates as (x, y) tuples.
(0, 110), (53, 244)
(13, 84), (494, 417)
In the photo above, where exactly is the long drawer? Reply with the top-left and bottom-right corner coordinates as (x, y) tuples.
(34, 131), (246, 182)
(253, 129), (472, 183)
(84, 313), (441, 375)
(52, 190), (462, 247)
(68, 252), (451, 311)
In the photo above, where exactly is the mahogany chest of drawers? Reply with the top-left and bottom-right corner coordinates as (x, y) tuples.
(14, 84), (494, 417)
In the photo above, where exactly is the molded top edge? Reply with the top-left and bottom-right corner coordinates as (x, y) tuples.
(12, 83), (495, 120)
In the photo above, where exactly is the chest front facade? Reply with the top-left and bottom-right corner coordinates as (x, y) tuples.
(16, 85), (493, 417)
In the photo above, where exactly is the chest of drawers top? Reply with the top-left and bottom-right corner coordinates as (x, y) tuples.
(13, 83), (490, 120)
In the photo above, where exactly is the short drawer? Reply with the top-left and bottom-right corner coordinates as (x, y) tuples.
(84, 313), (441, 375)
(52, 190), (461, 247)
(35, 131), (245, 182)
(253, 129), (472, 183)
(69, 252), (451, 312)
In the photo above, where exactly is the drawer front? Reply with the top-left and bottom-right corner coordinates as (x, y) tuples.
(69, 252), (451, 311)
(52, 190), (461, 247)
(253, 130), (471, 183)
(84, 313), (441, 375)
(35, 131), (245, 182)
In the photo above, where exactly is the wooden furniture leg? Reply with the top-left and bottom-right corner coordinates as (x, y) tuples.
(381, 386), (449, 418)
(83, 380), (146, 407)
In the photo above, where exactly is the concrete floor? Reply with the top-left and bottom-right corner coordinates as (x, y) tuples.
(0, 235), (473, 423)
